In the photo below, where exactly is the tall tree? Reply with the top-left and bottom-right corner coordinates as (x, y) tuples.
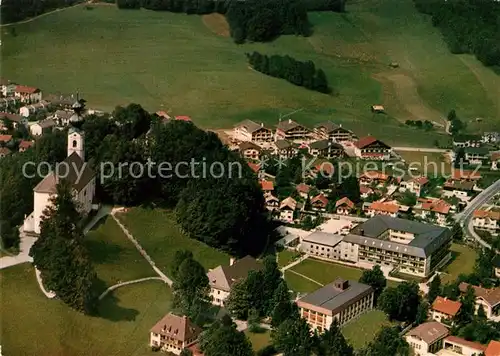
(225, 278), (252, 320)
(457, 285), (476, 326)
(360, 326), (409, 356)
(378, 282), (421, 323)
(359, 265), (387, 305)
(415, 301), (429, 325)
(169, 249), (194, 281)
(270, 280), (297, 328)
(199, 318), (254, 356)
(29, 181), (98, 314)
(316, 319), (354, 356)
(272, 317), (315, 356)
(427, 274), (442, 304)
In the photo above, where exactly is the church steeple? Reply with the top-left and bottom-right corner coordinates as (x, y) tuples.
(67, 127), (85, 161)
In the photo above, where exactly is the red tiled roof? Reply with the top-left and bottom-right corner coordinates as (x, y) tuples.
(248, 162), (260, 173)
(486, 340), (500, 356)
(260, 180), (274, 191)
(188, 342), (205, 356)
(0, 134), (12, 142)
(150, 313), (201, 343)
(459, 283), (500, 307)
(175, 115), (192, 122)
(452, 168), (481, 180)
(315, 162), (334, 175)
(354, 136), (377, 149)
(369, 201), (399, 213)
(311, 194), (328, 206)
(156, 111), (171, 119)
(473, 210), (500, 221)
(492, 151), (500, 161)
(421, 199), (451, 215)
(335, 197), (355, 209)
(431, 296), (461, 317)
(296, 183), (311, 194)
(360, 170), (389, 181)
(15, 85), (39, 94)
(360, 186), (373, 194)
(444, 336), (486, 352)
(412, 176), (429, 185)
(19, 140), (34, 149)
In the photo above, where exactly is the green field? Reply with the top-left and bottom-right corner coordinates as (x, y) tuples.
(116, 207), (229, 272)
(0, 264), (172, 356)
(441, 243), (478, 284)
(4, 0), (498, 145)
(342, 310), (394, 350)
(85, 216), (156, 293)
(244, 330), (272, 351)
(277, 249), (300, 268)
(284, 270), (323, 294)
(396, 151), (452, 175)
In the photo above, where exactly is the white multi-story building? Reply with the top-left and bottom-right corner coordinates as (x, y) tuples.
(405, 321), (449, 356)
(472, 210), (500, 233)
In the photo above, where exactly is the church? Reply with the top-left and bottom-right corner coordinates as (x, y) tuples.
(23, 128), (97, 234)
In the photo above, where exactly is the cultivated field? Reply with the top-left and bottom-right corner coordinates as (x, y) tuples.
(0, 264), (172, 356)
(4, 0), (498, 145)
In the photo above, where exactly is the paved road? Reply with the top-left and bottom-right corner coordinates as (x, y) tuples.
(0, 227), (35, 269)
(455, 179), (500, 248)
(393, 147), (449, 153)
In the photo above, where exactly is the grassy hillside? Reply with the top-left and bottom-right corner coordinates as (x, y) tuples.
(1, 0), (498, 145)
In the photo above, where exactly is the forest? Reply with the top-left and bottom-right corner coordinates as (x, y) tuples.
(0, 0), (83, 24)
(413, 0), (500, 67)
(247, 52), (331, 93)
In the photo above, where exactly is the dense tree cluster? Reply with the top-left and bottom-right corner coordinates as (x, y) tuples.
(414, 0), (500, 66)
(29, 182), (98, 314)
(359, 265), (387, 305)
(247, 52), (331, 94)
(0, 0), (83, 24)
(405, 120), (434, 131)
(199, 315), (254, 356)
(378, 281), (421, 323)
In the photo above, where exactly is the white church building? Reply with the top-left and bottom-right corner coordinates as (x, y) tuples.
(23, 128), (97, 234)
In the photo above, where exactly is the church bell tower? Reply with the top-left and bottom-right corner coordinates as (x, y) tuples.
(67, 127), (85, 161)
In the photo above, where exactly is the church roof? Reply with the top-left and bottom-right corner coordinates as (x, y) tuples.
(34, 152), (95, 194)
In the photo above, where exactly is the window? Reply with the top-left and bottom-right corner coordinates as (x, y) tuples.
(72, 140), (77, 148)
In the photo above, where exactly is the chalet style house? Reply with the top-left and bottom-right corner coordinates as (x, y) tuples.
(275, 140), (299, 159)
(313, 121), (357, 142)
(149, 313), (201, 355)
(275, 119), (311, 143)
(400, 176), (429, 197)
(308, 140), (344, 159)
(472, 210), (500, 234)
(353, 136), (391, 160)
(233, 119), (274, 143)
(14, 85), (42, 103)
(238, 141), (261, 160)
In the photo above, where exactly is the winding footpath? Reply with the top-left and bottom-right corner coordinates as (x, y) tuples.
(98, 276), (165, 300)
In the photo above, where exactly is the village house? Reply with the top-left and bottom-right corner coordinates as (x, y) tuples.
(296, 183), (311, 199)
(300, 231), (344, 260)
(0, 79), (16, 97)
(52, 109), (79, 126)
(238, 141), (261, 160)
(0, 147), (12, 158)
(371, 105), (385, 113)
(345, 216), (452, 277)
(453, 134), (482, 148)
(275, 119), (311, 143)
(0, 134), (13, 145)
(462, 147), (490, 165)
(307, 162), (335, 179)
(359, 171), (390, 186)
(485, 340), (500, 356)
(400, 176), (429, 197)
(174, 116), (192, 122)
(207, 256), (262, 306)
(451, 169), (482, 181)
(353, 136), (392, 160)
(311, 193), (328, 212)
(441, 336), (487, 356)
(19, 100), (50, 118)
(19, 140), (34, 152)
(233, 119), (274, 143)
(366, 201), (400, 218)
(335, 197), (355, 215)
(472, 210), (500, 234)
(482, 132), (500, 144)
(0, 96), (19, 109)
(23, 128), (97, 235)
(459, 283), (500, 320)
(30, 119), (56, 136)
(360, 185), (375, 199)
(491, 152), (500, 170)
(431, 296), (461, 324)
(275, 139), (299, 159)
(443, 180), (477, 202)
(413, 198), (451, 226)
(279, 196), (298, 223)
(297, 279), (374, 332)
(155, 111), (171, 121)
(265, 193), (279, 211)
(405, 321), (449, 356)
(149, 313), (201, 355)
(308, 140), (344, 159)
(0, 112), (28, 128)
(313, 121), (357, 142)
(14, 85), (42, 103)
(260, 180), (274, 194)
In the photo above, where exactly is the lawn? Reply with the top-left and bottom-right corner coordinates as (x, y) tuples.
(116, 207), (229, 273)
(284, 270), (322, 294)
(396, 151), (452, 176)
(245, 330), (272, 351)
(0, 263), (172, 356)
(85, 216), (156, 293)
(440, 243), (478, 284)
(4, 0), (490, 146)
(342, 310), (393, 350)
(277, 249), (300, 268)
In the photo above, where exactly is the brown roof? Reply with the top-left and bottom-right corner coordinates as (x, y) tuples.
(276, 119), (306, 132)
(486, 340), (500, 356)
(369, 201), (399, 214)
(491, 151), (500, 161)
(248, 162), (260, 173)
(0, 134), (12, 142)
(444, 179), (475, 191)
(473, 210), (500, 221)
(360, 186), (373, 194)
(360, 170), (389, 181)
(34, 152), (95, 193)
(444, 336), (486, 352)
(239, 141), (261, 151)
(296, 183), (311, 194)
(311, 194), (328, 207)
(420, 199), (451, 215)
(459, 282), (500, 307)
(354, 136), (377, 149)
(207, 256), (262, 291)
(0, 112), (23, 122)
(335, 197), (355, 209)
(452, 168), (481, 180)
(314, 162), (334, 175)
(36, 119), (56, 129)
(260, 180), (274, 191)
(15, 85), (40, 94)
(431, 296), (461, 317)
(150, 313), (201, 343)
(280, 196), (297, 210)
(412, 176), (429, 185)
(0, 147), (12, 155)
(19, 140), (34, 150)
(406, 321), (449, 344)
